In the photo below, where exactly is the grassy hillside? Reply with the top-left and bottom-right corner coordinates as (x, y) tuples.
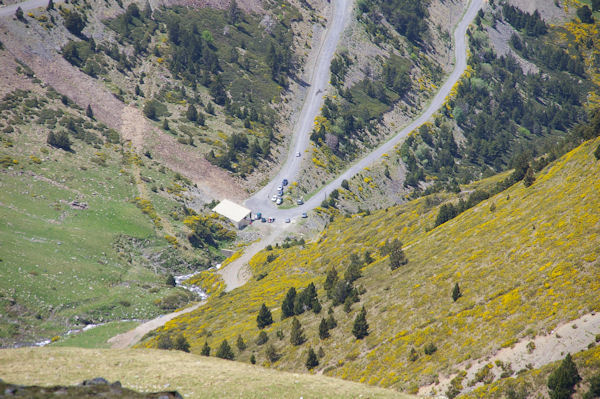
(0, 55), (233, 346)
(0, 347), (413, 399)
(140, 135), (600, 393)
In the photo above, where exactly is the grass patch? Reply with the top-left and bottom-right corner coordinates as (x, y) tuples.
(50, 321), (140, 348)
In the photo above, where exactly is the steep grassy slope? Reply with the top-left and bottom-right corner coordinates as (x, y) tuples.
(141, 135), (600, 393)
(0, 347), (413, 399)
(0, 55), (232, 346)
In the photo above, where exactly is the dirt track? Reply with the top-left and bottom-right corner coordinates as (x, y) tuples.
(107, 302), (204, 349)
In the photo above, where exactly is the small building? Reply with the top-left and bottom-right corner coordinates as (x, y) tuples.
(212, 199), (252, 229)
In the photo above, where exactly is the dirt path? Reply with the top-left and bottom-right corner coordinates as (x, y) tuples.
(107, 302), (204, 349)
(218, 224), (290, 291)
(419, 311), (600, 396)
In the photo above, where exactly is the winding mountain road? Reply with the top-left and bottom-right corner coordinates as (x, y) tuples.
(245, 0), (483, 222)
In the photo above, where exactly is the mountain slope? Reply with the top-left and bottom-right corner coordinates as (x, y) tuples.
(0, 347), (414, 399)
(141, 134), (600, 393)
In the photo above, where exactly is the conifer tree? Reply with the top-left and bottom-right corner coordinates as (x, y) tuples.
(174, 334), (190, 352)
(523, 167), (535, 187)
(306, 347), (319, 370)
(352, 306), (369, 339)
(324, 267), (338, 296)
(452, 283), (462, 302)
(281, 287), (296, 319)
(345, 253), (362, 283)
(200, 340), (210, 356)
(290, 317), (305, 346)
(548, 353), (580, 399)
(319, 318), (330, 339)
(47, 0), (54, 11)
(236, 335), (246, 351)
(250, 353), (256, 364)
(257, 303), (273, 329)
(326, 314), (337, 330)
(86, 104), (94, 119)
(216, 339), (235, 360)
(166, 274), (176, 287)
(186, 104), (198, 122)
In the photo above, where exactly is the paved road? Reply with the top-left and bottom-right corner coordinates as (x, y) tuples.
(245, 0), (483, 222)
(0, 0), (63, 16)
(244, 0), (353, 217)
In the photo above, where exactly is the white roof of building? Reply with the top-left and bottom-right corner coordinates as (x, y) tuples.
(212, 199), (251, 223)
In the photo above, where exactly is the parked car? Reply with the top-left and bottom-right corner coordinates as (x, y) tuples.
(301, 212), (308, 218)
(255, 212), (262, 220)
(282, 178), (288, 186)
(278, 190), (283, 197)
(268, 217), (275, 223)
(261, 217), (266, 223)
(276, 197), (282, 205)
(297, 198), (304, 205)
(277, 185), (283, 191)
(296, 151), (301, 157)
(285, 218), (290, 223)
(271, 195), (277, 202)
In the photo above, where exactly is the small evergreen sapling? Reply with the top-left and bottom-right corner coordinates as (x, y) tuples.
(452, 283), (462, 302)
(290, 317), (305, 346)
(200, 340), (210, 356)
(305, 347), (319, 370)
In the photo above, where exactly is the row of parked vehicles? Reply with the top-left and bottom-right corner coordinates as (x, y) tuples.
(271, 178), (305, 206)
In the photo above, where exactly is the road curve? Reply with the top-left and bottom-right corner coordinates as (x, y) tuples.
(245, 0), (483, 222)
(244, 0), (353, 215)
(0, 0), (64, 17)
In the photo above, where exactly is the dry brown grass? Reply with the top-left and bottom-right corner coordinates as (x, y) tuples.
(0, 347), (413, 399)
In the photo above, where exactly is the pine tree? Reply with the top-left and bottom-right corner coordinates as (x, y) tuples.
(257, 303), (273, 329)
(344, 253), (362, 283)
(290, 317), (305, 346)
(305, 347), (319, 370)
(523, 167), (535, 187)
(548, 353), (581, 399)
(324, 267), (338, 296)
(85, 104), (93, 119)
(250, 353), (256, 364)
(326, 314), (337, 329)
(174, 334), (190, 352)
(319, 318), (330, 339)
(15, 7), (24, 21)
(47, 0), (54, 11)
(197, 112), (205, 126)
(452, 283), (462, 302)
(166, 274), (176, 287)
(595, 143), (600, 160)
(162, 119), (169, 131)
(352, 306), (369, 339)
(227, 0), (241, 24)
(186, 104), (198, 122)
(216, 339), (235, 360)
(236, 334), (246, 351)
(200, 341), (210, 356)
(281, 287), (296, 319)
